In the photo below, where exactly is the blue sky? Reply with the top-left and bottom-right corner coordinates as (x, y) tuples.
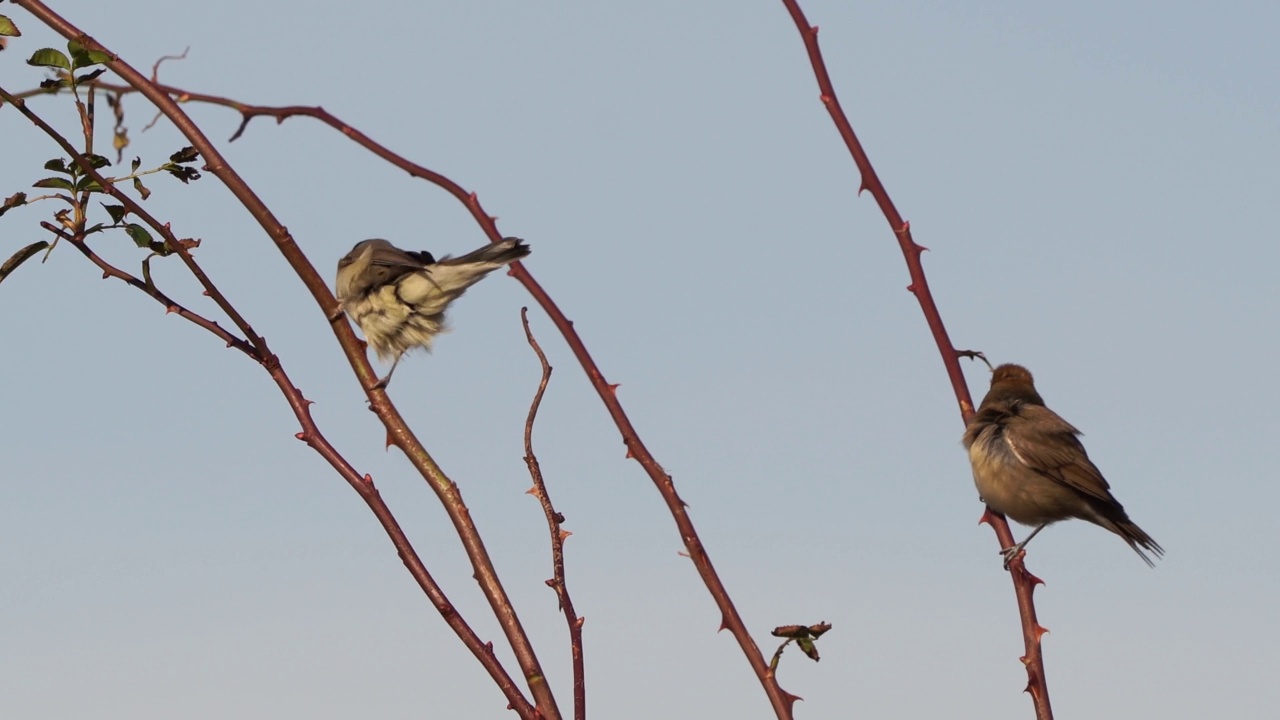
(2, 2), (1277, 718)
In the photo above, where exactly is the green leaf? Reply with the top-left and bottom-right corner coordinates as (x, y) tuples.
(796, 637), (819, 662)
(132, 176), (151, 200)
(75, 176), (103, 193)
(0, 192), (29, 218)
(0, 241), (50, 287)
(101, 203), (127, 224)
(44, 158), (72, 174)
(125, 223), (153, 248)
(32, 176), (75, 191)
(83, 153), (112, 170)
(67, 39), (111, 69)
(27, 47), (70, 70)
(0, 15), (22, 38)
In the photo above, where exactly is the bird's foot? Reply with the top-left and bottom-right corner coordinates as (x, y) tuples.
(1000, 543), (1027, 570)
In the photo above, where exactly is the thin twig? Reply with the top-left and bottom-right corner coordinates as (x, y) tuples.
(520, 308), (586, 720)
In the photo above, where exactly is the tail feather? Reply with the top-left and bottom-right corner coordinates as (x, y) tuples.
(1114, 519), (1164, 568)
(395, 237), (528, 310)
(438, 236), (530, 267)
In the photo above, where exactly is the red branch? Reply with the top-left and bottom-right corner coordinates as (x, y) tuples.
(779, 1), (1053, 717)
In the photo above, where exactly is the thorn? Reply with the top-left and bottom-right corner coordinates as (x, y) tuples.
(575, 616), (585, 629)
(294, 432), (306, 441)
(544, 578), (556, 589)
(361, 473), (374, 486)
(978, 507), (999, 526)
(1033, 624), (1049, 642)
(858, 182), (868, 196)
(810, 25), (819, 36)
(525, 486), (538, 496)
(302, 399), (314, 408)
(906, 283), (916, 293)
(468, 191), (479, 206)
(489, 215), (498, 223)
(677, 550), (690, 558)
(559, 529), (572, 542)
(165, 306), (179, 314)
(202, 290), (210, 296)
(918, 244), (930, 253)
(719, 616), (730, 632)
(625, 448), (634, 459)
(225, 341), (233, 348)
(101, 271), (110, 279)
(384, 433), (394, 451)
(607, 383), (620, 394)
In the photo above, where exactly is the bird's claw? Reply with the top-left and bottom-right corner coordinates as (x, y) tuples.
(1000, 544), (1026, 570)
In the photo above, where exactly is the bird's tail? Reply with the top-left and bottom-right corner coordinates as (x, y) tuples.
(1111, 518), (1165, 568)
(395, 237), (529, 312)
(438, 236), (531, 269)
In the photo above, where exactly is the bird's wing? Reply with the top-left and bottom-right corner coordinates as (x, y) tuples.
(1001, 403), (1116, 502)
(366, 242), (432, 270)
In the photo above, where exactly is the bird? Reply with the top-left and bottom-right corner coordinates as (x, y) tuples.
(962, 363), (1163, 567)
(335, 236), (530, 386)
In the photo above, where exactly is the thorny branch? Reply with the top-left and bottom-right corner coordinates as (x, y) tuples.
(1, 46), (540, 720)
(779, 1), (1053, 717)
(520, 308), (586, 720)
(13, 20), (798, 720)
(9, 3), (563, 717)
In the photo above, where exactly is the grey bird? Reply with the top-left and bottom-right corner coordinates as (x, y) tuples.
(335, 236), (530, 385)
(963, 363), (1163, 567)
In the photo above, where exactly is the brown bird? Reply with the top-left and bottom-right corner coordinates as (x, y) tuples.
(963, 363), (1163, 567)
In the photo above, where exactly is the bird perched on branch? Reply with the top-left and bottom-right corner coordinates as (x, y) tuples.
(335, 236), (530, 386)
(963, 363), (1163, 567)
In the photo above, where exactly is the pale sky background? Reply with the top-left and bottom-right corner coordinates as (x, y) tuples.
(2, 2), (1277, 718)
